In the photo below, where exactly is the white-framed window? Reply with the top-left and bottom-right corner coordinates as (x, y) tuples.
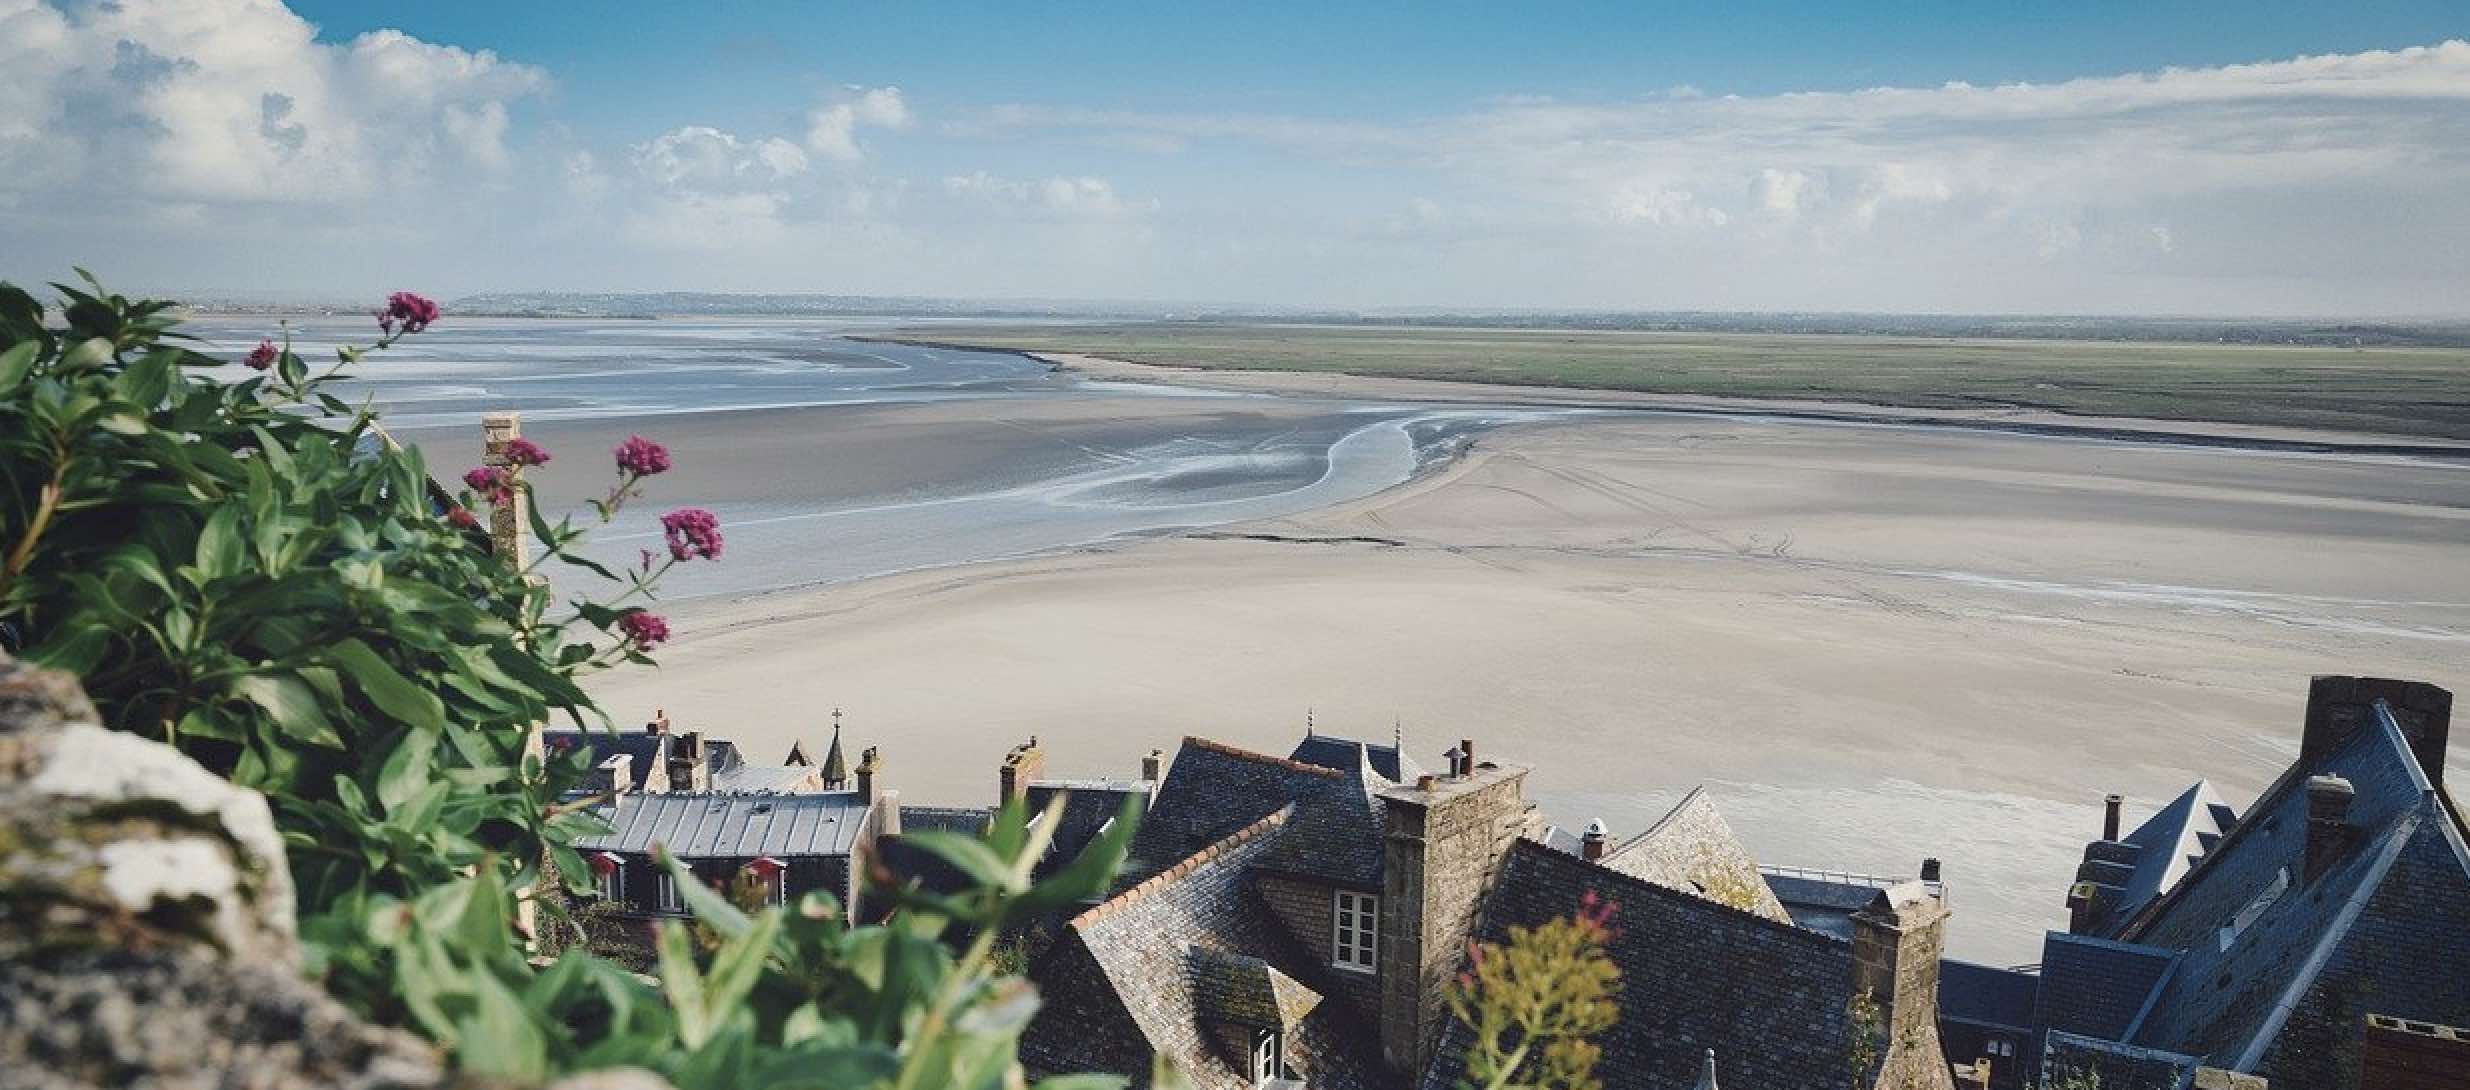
(763, 869), (788, 906)
(657, 872), (686, 914)
(1251, 1028), (1283, 1084)
(1332, 890), (1377, 972)
(1986, 1038), (2015, 1058)
(594, 858), (625, 903)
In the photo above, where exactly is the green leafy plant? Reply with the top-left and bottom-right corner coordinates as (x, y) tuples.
(1445, 891), (1623, 1090)
(0, 274), (1149, 1089)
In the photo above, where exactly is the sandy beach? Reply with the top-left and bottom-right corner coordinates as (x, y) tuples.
(575, 355), (2470, 964)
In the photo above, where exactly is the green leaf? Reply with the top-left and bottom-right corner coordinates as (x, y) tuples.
(659, 850), (754, 940)
(377, 727), (437, 811)
(230, 673), (343, 748)
(899, 830), (1016, 893)
(327, 638), (445, 732)
(0, 339), (36, 393)
(457, 968), (549, 1081)
(196, 504), (244, 581)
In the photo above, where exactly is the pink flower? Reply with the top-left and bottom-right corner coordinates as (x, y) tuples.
(614, 435), (671, 477)
(462, 466), (515, 506)
(243, 339), (277, 371)
(504, 437), (551, 467)
(379, 291), (440, 335)
(616, 610), (671, 650)
(659, 506), (723, 562)
(445, 505), (481, 530)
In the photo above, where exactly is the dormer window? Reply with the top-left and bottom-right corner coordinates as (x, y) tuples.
(657, 871), (686, 914)
(1250, 1028), (1284, 1083)
(1332, 890), (1377, 972)
(746, 856), (790, 906)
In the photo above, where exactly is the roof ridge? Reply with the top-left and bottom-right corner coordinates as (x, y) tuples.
(1615, 784), (1712, 855)
(1070, 804), (1297, 929)
(1506, 838), (1846, 950)
(1181, 735), (1347, 779)
(2232, 807), (2423, 1070)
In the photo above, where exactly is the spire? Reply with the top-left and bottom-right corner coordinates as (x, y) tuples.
(821, 709), (848, 789)
(1393, 718), (1403, 752)
(1694, 1048), (1719, 1090)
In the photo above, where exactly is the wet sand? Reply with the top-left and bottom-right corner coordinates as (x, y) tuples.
(581, 378), (2470, 964)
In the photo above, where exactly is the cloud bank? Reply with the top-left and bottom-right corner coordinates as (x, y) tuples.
(2, 0), (2465, 314)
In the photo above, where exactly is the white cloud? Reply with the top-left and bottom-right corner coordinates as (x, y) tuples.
(943, 171), (1149, 218)
(0, 1), (546, 208)
(635, 126), (809, 191)
(806, 86), (910, 162)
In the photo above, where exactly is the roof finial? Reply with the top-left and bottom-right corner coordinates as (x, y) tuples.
(1393, 717), (1403, 751)
(1694, 1048), (1719, 1090)
(1306, 707), (1316, 736)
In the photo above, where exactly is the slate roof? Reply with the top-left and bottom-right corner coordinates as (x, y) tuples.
(2032, 933), (2177, 1040)
(876, 806), (995, 898)
(712, 764), (821, 794)
(544, 728), (667, 792)
(1025, 779), (1149, 876)
(1764, 867), (1945, 942)
(1423, 840), (1862, 1090)
(1596, 787), (1792, 923)
(1023, 807), (1399, 1090)
(2025, 696), (2470, 1088)
(1130, 737), (1383, 890)
(1939, 960), (2039, 1031)
(1289, 730), (1423, 785)
(2075, 781), (2238, 939)
(578, 790), (872, 858)
(1186, 946), (1322, 1029)
(2040, 1032), (2198, 1090)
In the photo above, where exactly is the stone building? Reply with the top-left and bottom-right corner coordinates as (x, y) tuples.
(1018, 731), (1958, 1090)
(1935, 676), (2470, 1090)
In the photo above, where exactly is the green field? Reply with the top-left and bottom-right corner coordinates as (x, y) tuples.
(879, 324), (2470, 441)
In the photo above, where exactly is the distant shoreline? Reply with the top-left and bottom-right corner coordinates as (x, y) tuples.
(859, 333), (2470, 461)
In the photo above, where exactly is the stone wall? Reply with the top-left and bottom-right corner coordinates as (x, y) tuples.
(1376, 763), (1532, 1075)
(1254, 873), (1379, 1021)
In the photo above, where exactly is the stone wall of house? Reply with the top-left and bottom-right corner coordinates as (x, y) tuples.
(1254, 873), (1380, 1021)
(1853, 885), (1958, 1090)
(1377, 763), (1532, 1075)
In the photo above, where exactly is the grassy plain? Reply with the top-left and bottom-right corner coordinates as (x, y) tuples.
(878, 324), (2470, 440)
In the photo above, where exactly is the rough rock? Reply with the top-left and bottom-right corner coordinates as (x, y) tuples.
(0, 655), (295, 965)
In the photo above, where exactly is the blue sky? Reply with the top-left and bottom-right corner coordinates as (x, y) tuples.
(5, 1), (2469, 313)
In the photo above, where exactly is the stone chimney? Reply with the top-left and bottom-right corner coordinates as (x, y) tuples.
(481, 412), (531, 570)
(1581, 818), (1610, 862)
(2304, 774), (2357, 883)
(1377, 755), (1534, 1075)
(998, 738), (1044, 809)
(2303, 676), (2452, 789)
(855, 745), (882, 807)
(646, 708), (670, 735)
(1919, 857), (1942, 883)
(878, 789), (903, 837)
(667, 730), (709, 792)
(1850, 882), (1957, 1090)
(1141, 748), (1165, 785)
(2103, 794), (2124, 841)
(595, 753), (633, 798)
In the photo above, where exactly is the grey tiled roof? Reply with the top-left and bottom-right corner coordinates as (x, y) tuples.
(1026, 780), (1147, 876)
(1939, 959), (2039, 1031)
(1186, 946), (1321, 1029)
(2076, 780), (2237, 939)
(2023, 699), (2470, 1087)
(1596, 787), (1791, 923)
(1764, 867), (1943, 941)
(544, 728), (666, 792)
(712, 764), (821, 794)
(1023, 807), (1399, 1090)
(2032, 933), (2175, 1040)
(1288, 731), (1422, 784)
(1129, 737), (1380, 889)
(1424, 840), (1860, 1090)
(2040, 1031), (2198, 1090)
(577, 790), (870, 858)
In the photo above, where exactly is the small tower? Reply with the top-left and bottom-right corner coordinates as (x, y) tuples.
(821, 709), (849, 790)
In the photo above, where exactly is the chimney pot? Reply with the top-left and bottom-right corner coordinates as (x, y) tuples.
(1141, 749), (1164, 784)
(2103, 793), (2125, 841)
(1920, 857), (1942, 883)
(1415, 773), (1438, 791)
(1580, 818), (1610, 862)
(1460, 738), (1475, 772)
(1442, 746), (1465, 778)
